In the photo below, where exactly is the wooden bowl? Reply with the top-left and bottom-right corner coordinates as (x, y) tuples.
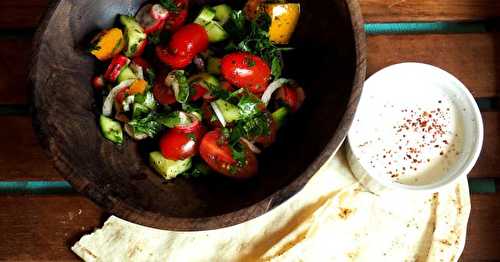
(31, 0), (366, 230)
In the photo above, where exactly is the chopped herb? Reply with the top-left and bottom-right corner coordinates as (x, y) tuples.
(183, 160), (212, 177)
(271, 56), (282, 79)
(156, 111), (191, 128)
(231, 143), (246, 167)
(244, 56), (256, 67)
(173, 70), (190, 103)
(186, 133), (196, 141)
(145, 68), (156, 85)
(159, 0), (179, 12)
(238, 95), (262, 118)
(128, 112), (166, 138)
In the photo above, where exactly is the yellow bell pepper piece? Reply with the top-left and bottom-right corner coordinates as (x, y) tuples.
(265, 4), (300, 44)
(90, 28), (125, 61)
(129, 79), (148, 95)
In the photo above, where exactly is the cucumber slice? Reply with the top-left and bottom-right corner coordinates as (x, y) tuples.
(99, 115), (123, 144)
(149, 151), (192, 180)
(119, 15), (147, 57)
(205, 21), (228, 42)
(117, 66), (137, 83)
(207, 57), (221, 75)
(272, 107), (288, 128)
(213, 4), (232, 25)
(194, 6), (216, 25)
(215, 99), (241, 123)
(132, 103), (150, 119)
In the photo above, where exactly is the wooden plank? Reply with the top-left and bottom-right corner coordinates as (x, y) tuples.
(360, 0), (500, 23)
(1, 0), (500, 27)
(0, 37), (32, 104)
(0, 195), (104, 261)
(470, 112), (500, 178)
(0, 0), (49, 29)
(0, 116), (60, 181)
(462, 194), (500, 261)
(368, 33), (500, 98)
(0, 193), (497, 260)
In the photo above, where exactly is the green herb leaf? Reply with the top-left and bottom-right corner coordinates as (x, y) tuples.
(183, 160), (212, 178)
(238, 95), (262, 118)
(271, 56), (282, 78)
(128, 112), (166, 138)
(173, 70), (190, 103)
(231, 143), (246, 167)
(159, 0), (179, 12)
(156, 111), (191, 128)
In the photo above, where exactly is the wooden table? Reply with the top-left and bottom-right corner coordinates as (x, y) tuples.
(1, 0), (499, 260)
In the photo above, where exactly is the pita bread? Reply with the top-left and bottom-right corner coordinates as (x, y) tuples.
(72, 146), (470, 262)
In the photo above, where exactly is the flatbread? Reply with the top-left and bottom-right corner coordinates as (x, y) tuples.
(72, 146), (470, 262)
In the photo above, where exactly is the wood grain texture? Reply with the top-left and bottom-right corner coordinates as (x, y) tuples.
(0, 195), (104, 261)
(2, 0), (500, 28)
(368, 33), (500, 98)
(359, 0), (500, 23)
(0, 193), (497, 261)
(462, 194), (500, 261)
(470, 112), (500, 178)
(0, 0), (50, 29)
(0, 38), (32, 104)
(0, 116), (60, 181)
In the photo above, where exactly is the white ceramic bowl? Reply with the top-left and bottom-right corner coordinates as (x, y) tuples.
(347, 63), (483, 193)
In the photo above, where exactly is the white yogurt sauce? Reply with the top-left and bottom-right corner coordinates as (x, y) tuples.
(349, 72), (465, 186)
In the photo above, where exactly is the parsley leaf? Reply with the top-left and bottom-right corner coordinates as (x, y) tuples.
(128, 112), (166, 138)
(159, 0), (179, 12)
(173, 70), (190, 103)
(238, 95), (262, 118)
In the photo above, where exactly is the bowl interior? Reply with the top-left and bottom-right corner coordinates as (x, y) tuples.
(32, 0), (363, 230)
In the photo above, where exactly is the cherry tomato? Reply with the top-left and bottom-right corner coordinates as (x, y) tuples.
(200, 130), (258, 178)
(164, 0), (189, 31)
(153, 77), (176, 105)
(190, 83), (208, 101)
(136, 4), (167, 34)
(104, 55), (129, 82)
(115, 87), (129, 104)
(156, 46), (193, 69)
(91, 75), (105, 90)
(220, 52), (271, 93)
(132, 38), (148, 58)
(276, 85), (305, 112)
(160, 129), (197, 160)
(168, 23), (208, 57)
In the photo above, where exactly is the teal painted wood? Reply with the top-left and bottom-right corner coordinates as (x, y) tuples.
(0, 181), (74, 194)
(0, 179), (495, 194)
(365, 22), (486, 35)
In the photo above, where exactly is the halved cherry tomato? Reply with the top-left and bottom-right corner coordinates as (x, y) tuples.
(220, 52), (271, 93)
(160, 129), (197, 160)
(276, 85), (305, 112)
(164, 0), (189, 31)
(190, 83), (208, 101)
(136, 4), (167, 34)
(132, 38), (148, 58)
(156, 46), (193, 69)
(153, 77), (176, 105)
(200, 129), (258, 178)
(104, 55), (129, 82)
(115, 87), (129, 104)
(91, 75), (105, 90)
(168, 23), (208, 57)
